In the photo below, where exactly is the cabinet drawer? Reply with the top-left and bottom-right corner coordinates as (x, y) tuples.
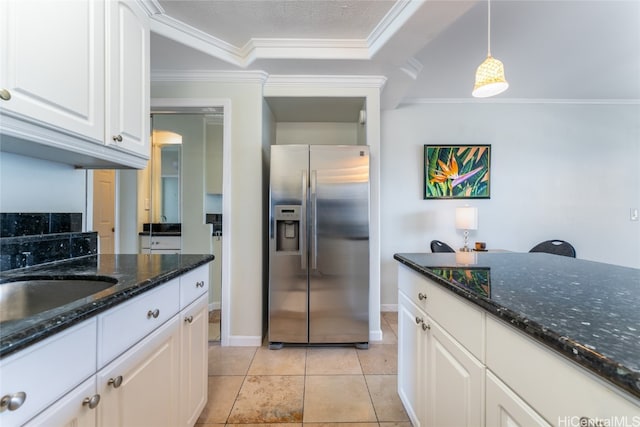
(97, 279), (180, 367)
(179, 264), (209, 309)
(0, 319), (97, 427)
(139, 236), (181, 250)
(486, 316), (640, 422)
(398, 265), (484, 361)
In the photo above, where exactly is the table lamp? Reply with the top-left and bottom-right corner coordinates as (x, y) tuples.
(455, 206), (478, 252)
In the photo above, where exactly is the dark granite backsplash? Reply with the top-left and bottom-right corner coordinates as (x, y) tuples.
(0, 213), (82, 237)
(0, 213), (96, 271)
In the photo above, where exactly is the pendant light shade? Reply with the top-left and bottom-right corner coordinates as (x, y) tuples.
(472, 0), (508, 98)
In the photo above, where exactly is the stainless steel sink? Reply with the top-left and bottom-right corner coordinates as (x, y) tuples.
(0, 276), (118, 323)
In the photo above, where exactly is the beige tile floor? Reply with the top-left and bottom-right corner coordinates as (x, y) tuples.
(196, 311), (410, 426)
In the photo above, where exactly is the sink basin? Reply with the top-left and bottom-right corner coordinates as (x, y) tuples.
(0, 276), (118, 323)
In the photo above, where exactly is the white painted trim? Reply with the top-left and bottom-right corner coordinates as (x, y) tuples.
(265, 75), (387, 90)
(227, 335), (263, 347)
(208, 302), (221, 311)
(399, 57), (423, 80)
(367, 0), (425, 56)
(151, 70), (269, 83)
(370, 329), (384, 342)
(400, 98), (640, 106)
(151, 97), (233, 347)
(145, 0), (424, 65)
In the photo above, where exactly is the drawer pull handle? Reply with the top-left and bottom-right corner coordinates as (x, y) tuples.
(418, 292), (427, 301)
(0, 89), (11, 101)
(184, 315), (194, 323)
(108, 376), (123, 388)
(415, 317), (423, 325)
(196, 280), (205, 288)
(0, 392), (26, 412)
(112, 134), (123, 142)
(82, 394), (101, 409)
(422, 323), (431, 331)
(147, 309), (160, 319)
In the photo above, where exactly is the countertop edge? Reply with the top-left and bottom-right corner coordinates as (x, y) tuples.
(0, 255), (214, 359)
(393, 253), (640, 401)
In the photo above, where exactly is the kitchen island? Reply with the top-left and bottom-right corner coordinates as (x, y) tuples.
(394, 252), (640, 427)
(0, 253), (214, 426)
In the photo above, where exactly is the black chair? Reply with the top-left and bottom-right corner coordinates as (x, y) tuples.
(430, 240), (455, 253)
(529, 239), (576, 258)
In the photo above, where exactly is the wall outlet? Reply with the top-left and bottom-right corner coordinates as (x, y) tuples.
(631, 208), (639, 221)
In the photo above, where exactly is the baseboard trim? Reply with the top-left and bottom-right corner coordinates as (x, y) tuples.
(227, 335), (263, 346)
(208, 302), (221, 311)
(381, 304), (398, 312)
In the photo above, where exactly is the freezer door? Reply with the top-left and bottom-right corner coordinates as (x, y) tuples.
(309, 145), (370, 344)
(268, 145), (309, 344)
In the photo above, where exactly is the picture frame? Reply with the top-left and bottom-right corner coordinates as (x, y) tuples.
(424, 144), (491, 199)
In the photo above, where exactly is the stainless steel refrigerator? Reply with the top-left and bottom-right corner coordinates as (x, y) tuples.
(268, 145), (369, 348)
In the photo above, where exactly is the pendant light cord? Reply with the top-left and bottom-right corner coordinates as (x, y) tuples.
(487, 0), (492, 57)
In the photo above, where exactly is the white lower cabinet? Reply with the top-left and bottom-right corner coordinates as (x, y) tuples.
(0, 263), (211, 427)
(485, 371), (551, 427)
(397, 264), (640, 427)
(180, 294), (209, 426)
(397, 290), (484, 427)
(98, 316), (180, 427)
(24, 377), (98, 427)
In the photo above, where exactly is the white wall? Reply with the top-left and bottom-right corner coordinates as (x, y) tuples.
(0, 152), (88, 223)
(275, 122), (358, 145)
(380, 102), (640, 306)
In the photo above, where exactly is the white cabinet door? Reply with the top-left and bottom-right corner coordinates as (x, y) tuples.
(486, 371), (551, 427)
(0, 0), (104, 141)
(105, 0), (149, 158)
(426, 319), (485, 427)
(97, 316), (180, 427)
(397, 292), (428, 427)
(24, 377), (98, 427)
(179, 295), (209, 427)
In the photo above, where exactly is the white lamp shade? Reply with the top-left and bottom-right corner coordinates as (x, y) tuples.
(456, 206), (478, 230)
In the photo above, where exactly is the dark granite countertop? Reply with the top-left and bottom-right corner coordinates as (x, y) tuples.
(394, 252), (640, 400)
(138, 231), (182, 236)
(0, 253), (214, 359)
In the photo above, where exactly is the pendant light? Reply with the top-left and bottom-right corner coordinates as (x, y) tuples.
(472, 0), (508, 98)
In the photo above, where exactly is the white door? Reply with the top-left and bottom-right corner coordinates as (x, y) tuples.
(106, 0), (149, 157)
(98, 317), (180, 427)
(0, 0), (104, 141)
(93, 170), (115, 254)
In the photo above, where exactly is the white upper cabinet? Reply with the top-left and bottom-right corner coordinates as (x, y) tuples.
(0, 0), (105, 142)
(0, 0), (150, 168)
(106, 0), (149, 158)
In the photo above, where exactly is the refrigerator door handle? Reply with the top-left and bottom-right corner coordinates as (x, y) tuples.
(310, 170), (318, 270)
(301, 170), (307, 270)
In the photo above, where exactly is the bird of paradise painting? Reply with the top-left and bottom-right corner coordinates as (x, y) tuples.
(424, 145), (491, 199)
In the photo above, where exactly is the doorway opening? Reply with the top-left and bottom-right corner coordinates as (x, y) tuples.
(149, 100), (230, 345)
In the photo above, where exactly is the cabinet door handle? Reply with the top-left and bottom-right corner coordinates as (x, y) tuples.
(0, 88), (11, 101)
(112, 134), (123, 142)
(422, 322), (431, 331)
(196, 280), (205, 288)
(147, 309), (160, 319)
(184, 315), (194, 324)
(0, 392), (26, 412)
(108, 375), (123, 388)
(418, 293), (427, 301)
(82, 394), (101, 409)
(415, 316), (423, 325)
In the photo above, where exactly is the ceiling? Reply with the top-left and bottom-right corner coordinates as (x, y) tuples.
(146, 0), (640, 111)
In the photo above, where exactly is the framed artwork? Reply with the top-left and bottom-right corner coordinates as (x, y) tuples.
(424, 144), (491, 199)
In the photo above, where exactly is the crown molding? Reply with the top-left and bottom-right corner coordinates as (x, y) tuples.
(367, 0), (425, 56)
(147, 0), (423, 65)
(399, 57), (423, 80)
(136, 0), (164, 16)
(400, 98), (640, 105)
(151, 70), (269, 83)
(265, 75), (388, 89)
